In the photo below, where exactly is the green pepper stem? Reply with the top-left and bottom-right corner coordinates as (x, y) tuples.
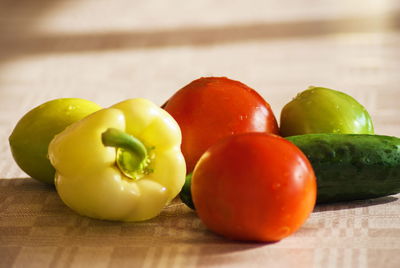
(102, 128), (147, 160)
(102, 128), (150, 179)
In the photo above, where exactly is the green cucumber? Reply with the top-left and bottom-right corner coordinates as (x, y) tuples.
(286, 133), (400, 203)
(180, 173), (195, 209)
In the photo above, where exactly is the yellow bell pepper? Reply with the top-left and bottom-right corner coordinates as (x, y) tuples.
(48, 98), (186, 221)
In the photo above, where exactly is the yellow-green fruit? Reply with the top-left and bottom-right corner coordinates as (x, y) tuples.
(280, 86), (374, 137)
(9, 98), (101, 184)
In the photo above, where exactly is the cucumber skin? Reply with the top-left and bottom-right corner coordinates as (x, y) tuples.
(286, 134), (400, 204)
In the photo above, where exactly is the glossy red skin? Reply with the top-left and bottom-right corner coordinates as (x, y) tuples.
(164, 77), (279, 172)
(191, 133), (317, 242)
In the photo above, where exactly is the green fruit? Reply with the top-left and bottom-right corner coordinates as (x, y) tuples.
(9, 98), (101, 184)
(280, 86), (374, 137)
(180, 173), (195, 209)
(287, 133), (400, 203)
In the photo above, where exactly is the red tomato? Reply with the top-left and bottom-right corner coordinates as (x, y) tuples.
(164, 77), (279, 172)
(191, 133), (316, 242)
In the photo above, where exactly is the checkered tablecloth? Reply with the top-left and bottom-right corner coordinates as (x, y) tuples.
(1, 0), (400, 267)
(1, 179), (400, 267)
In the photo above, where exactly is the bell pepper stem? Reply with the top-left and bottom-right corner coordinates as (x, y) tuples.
(102, 128), (150, 179)
(102, 128), (147, 159)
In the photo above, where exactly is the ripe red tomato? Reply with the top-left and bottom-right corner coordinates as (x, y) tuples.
(164, 77), (279, 172)
(191, 133), (316, 242)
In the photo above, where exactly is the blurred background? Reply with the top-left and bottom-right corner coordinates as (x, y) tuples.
(1, 0), (399, 177)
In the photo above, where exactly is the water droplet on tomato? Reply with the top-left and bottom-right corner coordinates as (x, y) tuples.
(278, 226), (291, 237)
(272, 183), (281, 190)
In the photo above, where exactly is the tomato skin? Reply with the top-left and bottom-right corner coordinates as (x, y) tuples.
(280, 86), (374, 137)
(191, 133), (316, 242)
(164, 77), (279, 172)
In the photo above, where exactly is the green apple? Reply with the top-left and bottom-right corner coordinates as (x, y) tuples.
(280, 86), (374, 137)
(9, 98), (101, 184)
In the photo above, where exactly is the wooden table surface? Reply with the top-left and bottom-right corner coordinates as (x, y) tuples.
(1, 0), (400, 267)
